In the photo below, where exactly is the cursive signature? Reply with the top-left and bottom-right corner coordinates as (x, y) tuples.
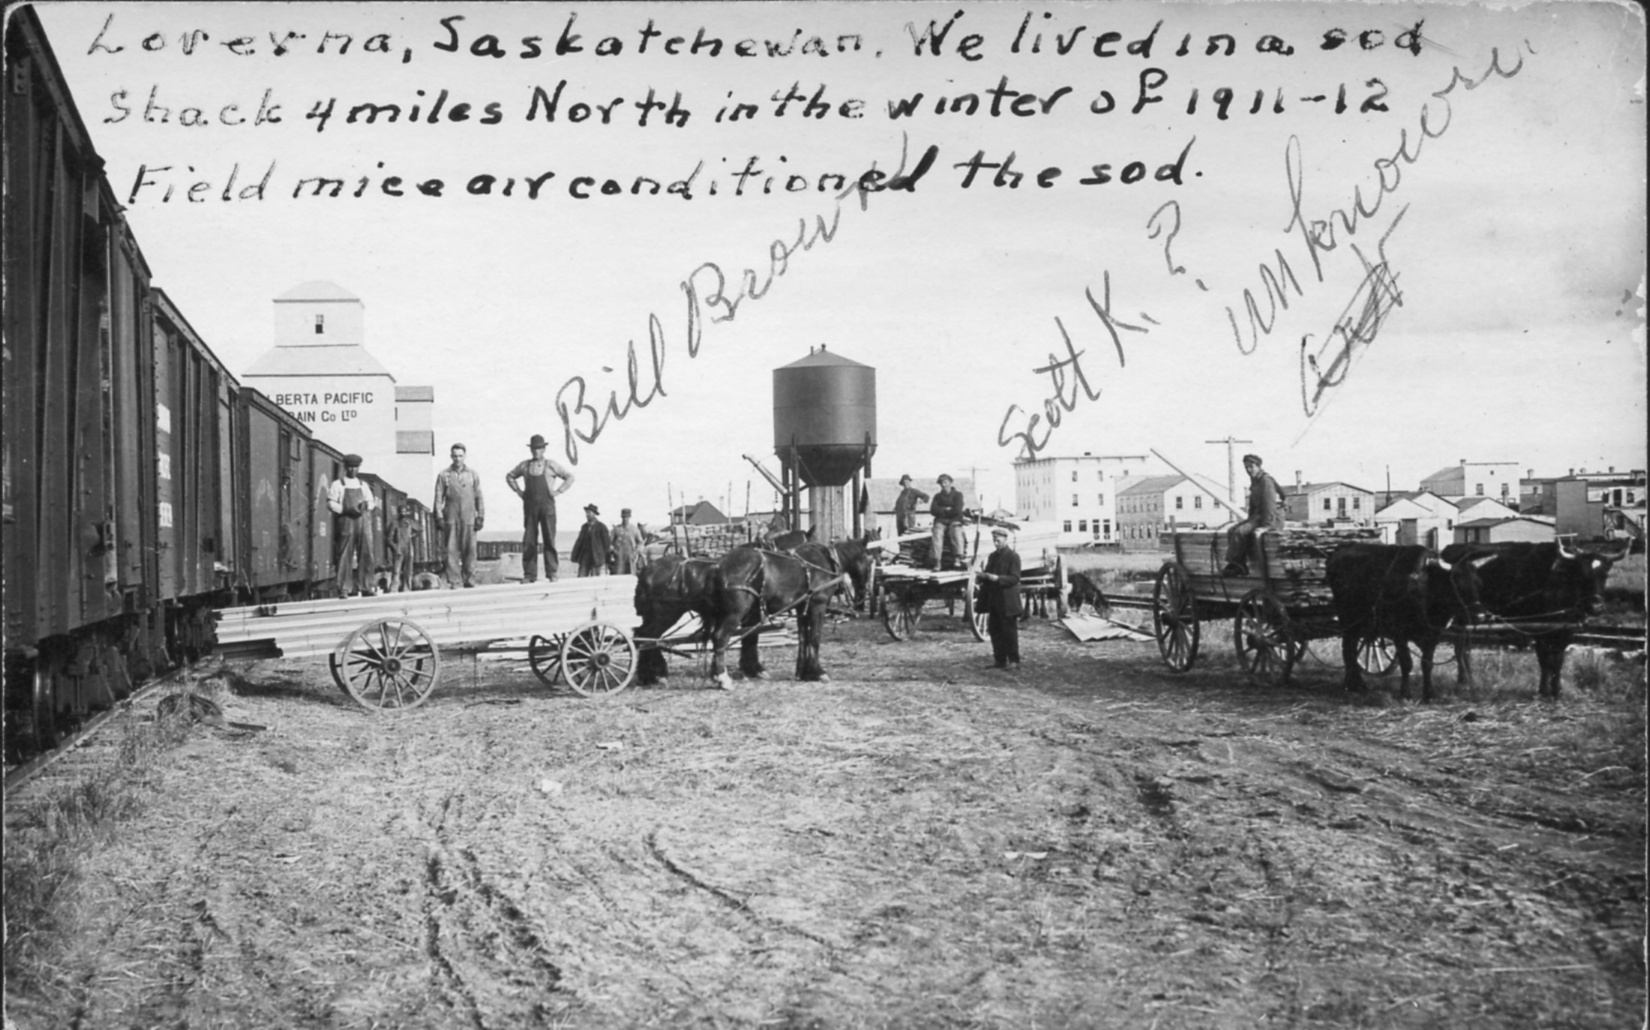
(552, 134), (939, 465)
(1299, 207), (1407, 417)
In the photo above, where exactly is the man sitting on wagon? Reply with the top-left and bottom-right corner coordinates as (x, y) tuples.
(928, 474), (968, 571)
(1223, 453), (1286, 577)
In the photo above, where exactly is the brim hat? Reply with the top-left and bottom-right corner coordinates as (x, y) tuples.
(529, 434), (548, 449)
(343, 454), (362, 466)
(938, 474), (954, 484)
(585, 504), (600, 515)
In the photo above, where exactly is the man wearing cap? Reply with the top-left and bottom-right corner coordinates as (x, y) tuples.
(435, 443), (485, 588)
(1223, 453), (1286, 577)
(894, 474), (930, 537)
(928, 474), (968, 570)
(571, 504), (615, 577)
(386, 503), (420, 593)
(506, 434), (575, 583)
(979, 527), (1023, 670)
(611, 508), (646, 575)
(327, 455), (377, 596)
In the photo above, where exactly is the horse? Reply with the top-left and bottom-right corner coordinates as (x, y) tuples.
(632, 555), (723, 687)
(708, 542), (853, 690)
(766, 533), (877, 615)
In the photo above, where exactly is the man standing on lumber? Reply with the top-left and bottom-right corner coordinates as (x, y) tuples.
(435, 443), (485, 589)
(1223, 453), (1286, 577)
(328, 454), (377, 596)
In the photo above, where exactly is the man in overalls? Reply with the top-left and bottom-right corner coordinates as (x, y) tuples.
(435, 443), (485, 588)
(328, 454), (377, 596)
(505, 434), (574, 583)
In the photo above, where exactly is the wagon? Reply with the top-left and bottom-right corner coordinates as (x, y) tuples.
(1150, 529), (1397, 685)
(874, 519), (1067, 642)
(214, 578), (641, 711)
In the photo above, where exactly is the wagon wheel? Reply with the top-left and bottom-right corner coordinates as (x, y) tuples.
(560, 622), (638, 698)
(528, 633), (568, 688)
(882, 586), (924, 640)
(966, 569), (988, 642)
(1152, 562), (1201, 673)
(337, 618), (441, 712)
(1234, 589), (1296, 686)
(1356, 634), (1399, 676)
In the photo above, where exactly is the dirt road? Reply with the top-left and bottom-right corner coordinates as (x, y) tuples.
(4, 615), (1644, 1029)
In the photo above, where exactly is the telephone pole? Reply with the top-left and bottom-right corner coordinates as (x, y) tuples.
(1206, 436), (1254, 506)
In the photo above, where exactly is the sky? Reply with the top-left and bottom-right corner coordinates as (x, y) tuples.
(24, 0), (1648, 524)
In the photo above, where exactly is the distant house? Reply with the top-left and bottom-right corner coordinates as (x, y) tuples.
(1453, 497), (1519, 524)
(1420, 459), (1521, 505)
(1117, 472), (1228, 551)
(1012, 452), (1150, 546)
(670, 500), (729, 526)
(864, 476), (977, 537)
(1454, 516), (1556, 545)
(1374, 491), (1459, 549)
(1282, 479), (1377, 527)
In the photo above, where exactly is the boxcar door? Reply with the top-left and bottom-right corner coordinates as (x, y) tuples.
(245, 407), (281, 586)
(152, 320), (180, 600)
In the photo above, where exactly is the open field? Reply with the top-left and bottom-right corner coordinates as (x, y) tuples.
(4, 598), (1644, 1030)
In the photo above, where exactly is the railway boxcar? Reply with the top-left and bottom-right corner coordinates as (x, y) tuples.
(307, 437), (346, 590)
(235, 388), (323, 601)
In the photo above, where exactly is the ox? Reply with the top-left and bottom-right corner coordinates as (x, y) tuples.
(1326, 542), (1493, 703)
(1440, 539), (1628, 698)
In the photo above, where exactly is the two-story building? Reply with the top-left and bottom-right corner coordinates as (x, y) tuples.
(1013, 453), (1150, 546)
(1281, 476), (1377, 527)
(1420, 459), (1522, 505)
(1553, 468), (1646, 540)
(1117, 473), (1228, 550)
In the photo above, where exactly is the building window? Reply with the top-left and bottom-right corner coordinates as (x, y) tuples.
(1063, 520), (1072, 532)
(1097, 493), (1105, 506)
(1500, 482), (1510, 497)
(1353, 497), (1361, 510)
(1072, 494), (1079, 507)
(1194, 495), (1203, 509)
(1476, 484), (1485, 496)
(314, 314), (325, 335)
(1323, 498), (1332, 512)
(1078, 520), (1088, 533)
(1103, 519), (1112, 537)
(1175, 496), (1184, 510)
(1072, 470), (1079, 482)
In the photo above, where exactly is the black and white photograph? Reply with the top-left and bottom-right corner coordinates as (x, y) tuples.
(3, 1), (1645, 1026)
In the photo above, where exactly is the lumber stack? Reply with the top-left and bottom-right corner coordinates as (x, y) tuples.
(214, 577), (640, 660)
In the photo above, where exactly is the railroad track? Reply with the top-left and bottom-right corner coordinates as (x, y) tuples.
(1094, 595), (1645, 650)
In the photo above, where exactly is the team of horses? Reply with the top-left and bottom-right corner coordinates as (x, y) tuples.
(633, 534), (877, 690)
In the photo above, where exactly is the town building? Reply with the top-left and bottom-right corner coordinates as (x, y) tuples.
(1117, 472), (1228, 550)
(1453, 496), (1520, 525)
(1519, 470), (1562, 517)
(240, 282), (436, 495)
(1552, 468), (1646, 540)
(1373, 491), (1459, 549)
(1454, 516), (1557, 545)
(1281, 475), (1377, 527)
(1419, 459), (1521, 505)
(670, 500), (730, 527)
(1013, 452), (1150, 546)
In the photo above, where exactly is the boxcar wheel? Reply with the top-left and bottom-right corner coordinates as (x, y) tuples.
(560, 622), (637, 698)
(338, 619), (441, 711)
(1152, 562), (1201, 672)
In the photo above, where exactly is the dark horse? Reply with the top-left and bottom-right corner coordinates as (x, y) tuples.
(633, 555), (723, 687)
(709, 538), (872, 690)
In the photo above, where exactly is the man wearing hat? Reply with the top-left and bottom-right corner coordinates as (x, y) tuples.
(979, 526), (1023, 670)
(327, 454), (377, 596)
(385, 503), (420, 593)
(611, 507), (647, 575)
(506, 434), (575, 583)
(1223, 453), (1286, 577)
(570, 504), (614, 577)
(435, 443), (486, 588)
(893, 474), (930, 537)
(928, 474), (968, 570)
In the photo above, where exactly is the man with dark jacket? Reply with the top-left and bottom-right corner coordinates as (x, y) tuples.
(1223, 453), (1286, 577)
(894, 474), (930, 536)
(979, 526), (1022, 669)
(570, 504), (614, 577)
(928, 474), (967, 570)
